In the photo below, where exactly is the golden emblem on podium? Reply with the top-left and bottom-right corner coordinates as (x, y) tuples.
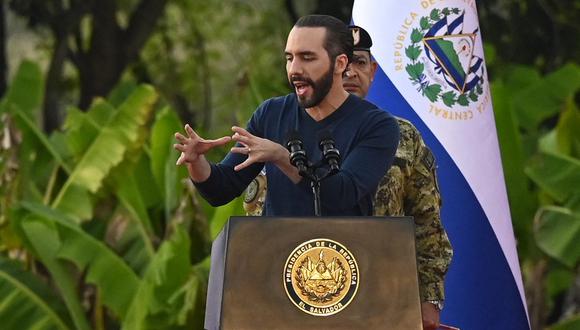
(283, 238), (359, 316)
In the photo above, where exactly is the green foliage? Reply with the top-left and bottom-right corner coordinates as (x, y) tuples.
(534, 205), (580, 268)
(548, 315), (580, 330)
(0, 61), (222, 329)
(140, 0), (290, 134)
(18, 216), (91, 330)
(52, 87), (158, 221)
(493, 62), (580, 326)
(0, 257), (72, 330)
(150, 107), (187, 221)
(0, 61), (43, 118)
(123, 229), (203, 330)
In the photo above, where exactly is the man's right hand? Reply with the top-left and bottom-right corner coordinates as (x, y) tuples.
(173, 124), (231, 182)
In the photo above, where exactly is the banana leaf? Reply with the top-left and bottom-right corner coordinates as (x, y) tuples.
(0, 60), (43, 118)
(51, 85), (158, 221)
(534, 205), (580, 268)
(17, 216), (90, 330)
(150, 106), (186, 220)
(64, 101), (116, 160)
(513, 63), (580, 131)
(21, 202), (141, 319)
(525, 152), (580, 204)
(0, 257), (72, 330)
(122, 228), (200, 330)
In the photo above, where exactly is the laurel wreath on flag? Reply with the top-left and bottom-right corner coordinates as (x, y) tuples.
(405, 8), (485, 107)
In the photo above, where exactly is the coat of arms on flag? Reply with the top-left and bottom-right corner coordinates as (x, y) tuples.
(401, 7), (488, 116)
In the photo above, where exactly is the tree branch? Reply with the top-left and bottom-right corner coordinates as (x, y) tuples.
(123, 0), (168, 63)
(284, 0), (299, 23)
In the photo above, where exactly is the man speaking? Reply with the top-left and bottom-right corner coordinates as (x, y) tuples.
(174, 15), (399, 216)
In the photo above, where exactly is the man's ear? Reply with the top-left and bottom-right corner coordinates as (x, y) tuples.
(335, 54), (349, 74)
(370, 60), (378, 82)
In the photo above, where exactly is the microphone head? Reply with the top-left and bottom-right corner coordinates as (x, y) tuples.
(285, 130), (302, 147)
(317, 129), (334, 149)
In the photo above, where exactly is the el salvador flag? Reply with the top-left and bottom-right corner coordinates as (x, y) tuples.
(352, 1), (530, 329)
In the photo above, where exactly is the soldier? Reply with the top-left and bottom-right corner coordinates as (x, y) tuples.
(244, 25), (453, 330)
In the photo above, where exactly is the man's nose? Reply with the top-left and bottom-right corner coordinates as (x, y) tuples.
(345, 66), (356, 78)
(287, 59), (303, 76)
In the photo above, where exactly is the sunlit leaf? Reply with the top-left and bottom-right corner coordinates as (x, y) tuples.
(554, 97), (580, 157)
(52, 86), (158, 220)
(64, 101), (115, 159)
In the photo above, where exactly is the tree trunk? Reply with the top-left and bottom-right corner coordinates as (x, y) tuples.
(78, 0), (120, 109)
(78, 0), (168, 109)
(43, 34), (68, 132)
(0, 1), (7, 97)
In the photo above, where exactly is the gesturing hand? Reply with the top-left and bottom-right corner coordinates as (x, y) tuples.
(174, 124), (231, 166)
(229, 126), (287, 171)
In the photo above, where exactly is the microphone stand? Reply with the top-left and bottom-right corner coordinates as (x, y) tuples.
(301, 165), (336, 217)
(311, 176), (322, 217)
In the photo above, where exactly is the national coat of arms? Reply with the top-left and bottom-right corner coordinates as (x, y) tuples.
(404, 7), (486, 107)
(283, 238), (359, 316)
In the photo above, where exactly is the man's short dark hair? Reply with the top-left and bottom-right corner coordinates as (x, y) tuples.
(294, 15), (353, 64)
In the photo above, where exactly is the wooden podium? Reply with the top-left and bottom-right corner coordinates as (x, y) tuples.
(204, 216), (422, 330)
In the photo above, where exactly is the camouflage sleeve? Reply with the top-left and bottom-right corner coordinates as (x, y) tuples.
(405, 132), (453, 302)
(243, 173), (267, 216)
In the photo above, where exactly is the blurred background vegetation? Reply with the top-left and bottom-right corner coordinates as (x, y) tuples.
(0, 0), (578, 329)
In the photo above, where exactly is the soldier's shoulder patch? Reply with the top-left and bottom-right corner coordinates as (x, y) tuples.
(421, 147), (436, 171)
(244, 178), (260, 203)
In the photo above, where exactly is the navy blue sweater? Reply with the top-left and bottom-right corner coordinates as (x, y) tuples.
(194, 93), (399, 216)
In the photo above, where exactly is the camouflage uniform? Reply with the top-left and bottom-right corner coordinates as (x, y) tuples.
(243, 118), (453, 302)
(373, 118), (452, 302)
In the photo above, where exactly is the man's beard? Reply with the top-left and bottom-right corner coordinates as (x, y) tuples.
(290, 62), (335, 108)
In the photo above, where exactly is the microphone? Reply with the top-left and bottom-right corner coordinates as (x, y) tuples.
(285, 130), (309, 175)
(318, 130), (340, 174)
